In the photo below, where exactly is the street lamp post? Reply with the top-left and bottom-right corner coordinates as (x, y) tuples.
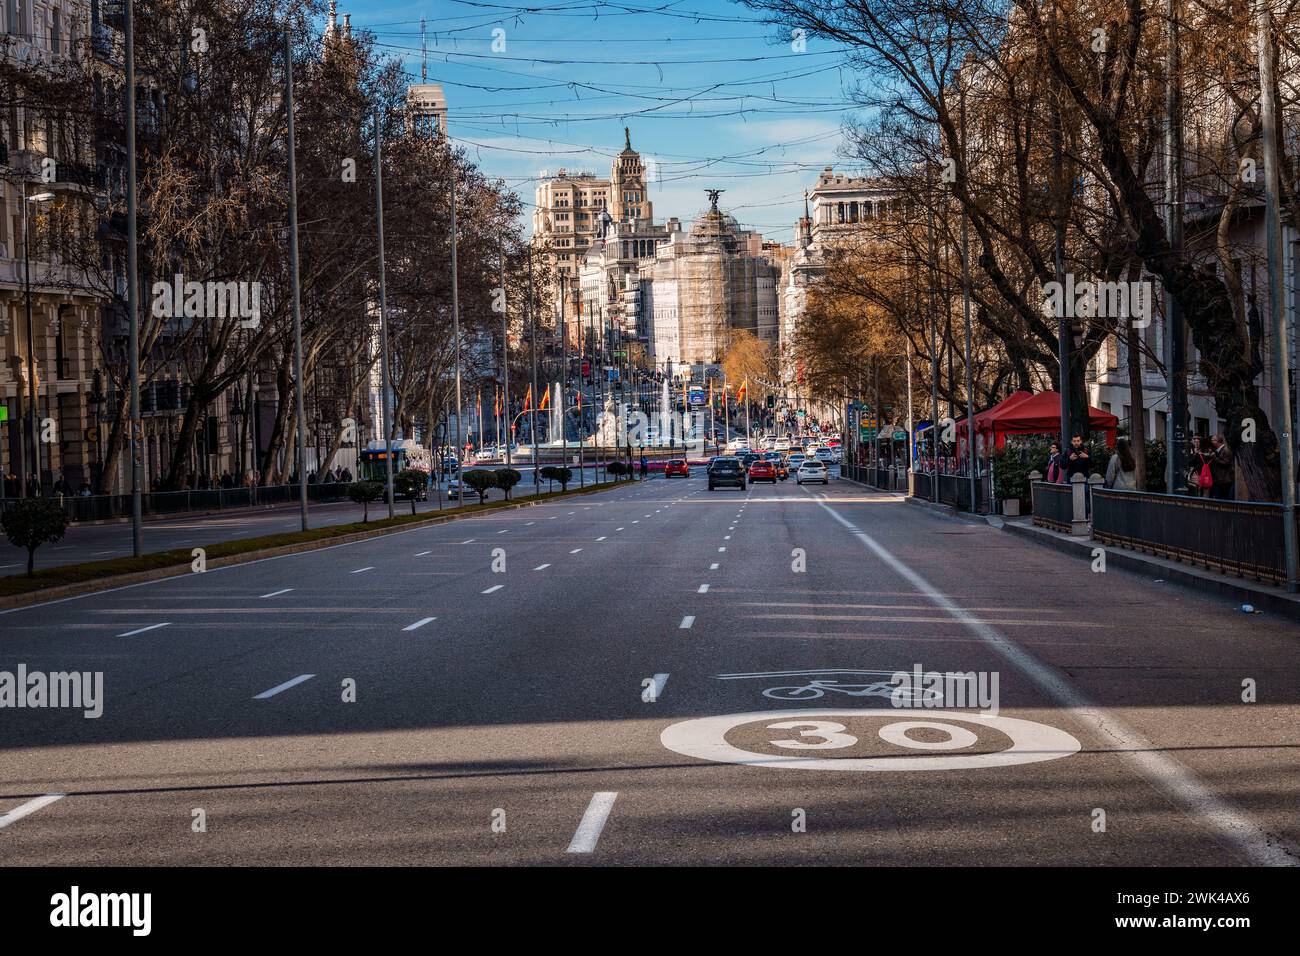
(125, 0), (142, 555)
(450, 171), (463, 507)
(22, 190), (55, 498)
(373, 108), (395, 519)
(285, 28), (309, 531)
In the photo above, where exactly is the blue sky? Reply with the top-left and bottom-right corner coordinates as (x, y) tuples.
(339, 0), (869, 242)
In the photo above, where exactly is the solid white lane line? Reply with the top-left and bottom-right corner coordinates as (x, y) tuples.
(679, 616), (695, 629)
(534, 564), (551, 571)
(808, 492), (1299, 867)
(570, 548), (583, 554)
(260, 589), (293, 599)
(403, 617), (436, 632)
(0, 794), (65, 830)
(709, 562), (719, 570)
(351, 567), (375, 574)
(482, 585), (504, 594)
(254, 674), (316, 699)
(117, 623), (170, 637)
(566, 792), (619, 854)
(698, 584), (710, 593)
(415, 551), (432, 557)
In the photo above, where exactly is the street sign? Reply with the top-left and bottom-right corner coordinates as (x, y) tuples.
(893, 430), (908, 441)
(0, 404), (7, 422)
(689, 386), (705, 406)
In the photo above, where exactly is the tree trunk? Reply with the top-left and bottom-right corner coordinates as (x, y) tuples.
(1125, 321), (1147, 489)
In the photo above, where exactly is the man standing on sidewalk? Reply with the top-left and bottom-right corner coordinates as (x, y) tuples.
(1209, 435), (1234, 500)
(1064, 435), (1092, 480)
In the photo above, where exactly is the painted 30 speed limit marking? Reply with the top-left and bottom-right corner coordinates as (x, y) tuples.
(659, 709), (1081, 772)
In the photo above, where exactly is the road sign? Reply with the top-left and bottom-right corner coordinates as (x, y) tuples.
(0, 404), (7, 422)
(689, 386), (705, 406)
(893, 430), (907, 441)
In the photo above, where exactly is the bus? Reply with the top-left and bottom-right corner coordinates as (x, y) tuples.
(357, 440), (433, 493)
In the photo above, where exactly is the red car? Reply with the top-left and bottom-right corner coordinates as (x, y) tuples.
(747, 460), (777, 483)
(664, 459), (690, 478)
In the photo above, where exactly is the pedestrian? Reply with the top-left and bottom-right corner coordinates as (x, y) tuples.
(1187, 436), (1213, 496)
(1045, 442), (1065, 483)
(78, 480), (92, 496)
(1063, 435), (1092, 480)
(52, 473), (70, 497)
(640, 453), (648, 480)
(1209, 435), (1234, 500)
(1104, 438), (1138, 490)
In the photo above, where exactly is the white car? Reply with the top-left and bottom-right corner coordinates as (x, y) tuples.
(796, 460), (830, 485)
(759, 436), (776, 450)
(446, 479), (469, 499)
(815, 447), (835, 464)
(774, 438), (792, 452)
(475, 447), (497, 461)
(786, 453), (807, 473)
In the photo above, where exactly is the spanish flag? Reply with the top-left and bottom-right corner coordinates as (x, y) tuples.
(737, 379), (748, 402)
(575, 388), (582, 410)
(538, 386), (550, 411)
(708, 379), (714, 406)
(522, 384), (533, 411)
(494, 388), (502, 417)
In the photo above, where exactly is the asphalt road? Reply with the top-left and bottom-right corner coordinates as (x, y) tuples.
(2, 466), (1298, 865)
(0, 465), (623, 572)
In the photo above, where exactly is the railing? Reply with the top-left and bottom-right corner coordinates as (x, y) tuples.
(1092, 488), (1289, 584)
(1031, 481), (1074, 533)
(912, 471), (933, 501)
(0, 482), (354, 523)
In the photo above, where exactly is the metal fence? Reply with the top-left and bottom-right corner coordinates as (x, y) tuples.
(1031, 481), (1073, 533)
(0, 482), (354, 523)
(1091, 488), (1289, 584)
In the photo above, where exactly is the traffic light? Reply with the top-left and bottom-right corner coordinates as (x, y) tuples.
(766, 394), (775, 409)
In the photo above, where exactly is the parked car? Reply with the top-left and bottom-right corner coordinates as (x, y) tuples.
(707, 457), (746, 491)
(796, 459), (830, 485)
(664, 458), (690, 478)
(446, 478), (470, 499)
(748, 459), (777, 483)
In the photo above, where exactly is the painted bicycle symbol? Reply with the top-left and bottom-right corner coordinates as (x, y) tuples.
(761, 679), (941, 703)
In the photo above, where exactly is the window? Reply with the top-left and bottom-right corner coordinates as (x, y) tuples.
(51, 6), (61, 54)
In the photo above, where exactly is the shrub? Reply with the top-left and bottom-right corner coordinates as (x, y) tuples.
(551, 466), (572, 491)
(394, 468), (428, 513)
(607, 460), (629, 479)
(493, 468), (522, 499)
(347, 481), (385, 521)
(462, 469), (497, 503)
(2, 498), (71, 576)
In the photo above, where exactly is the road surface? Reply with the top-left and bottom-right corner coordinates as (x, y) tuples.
(2, 468), (1297, 865)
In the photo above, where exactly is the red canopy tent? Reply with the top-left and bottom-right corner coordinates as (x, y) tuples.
(957, 390), (1118, 456)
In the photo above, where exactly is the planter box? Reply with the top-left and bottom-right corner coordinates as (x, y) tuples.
(1002, 499), (1021, 517)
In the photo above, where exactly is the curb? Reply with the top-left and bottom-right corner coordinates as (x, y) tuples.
(0, 481), (625, 611)
(1000, 519), (1300, 623)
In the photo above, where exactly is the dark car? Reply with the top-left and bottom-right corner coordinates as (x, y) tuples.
(739, 453), (761, 472)
(707, 457), (746, 491)
(664, 458), (690, 478)
(748, 460), (777, 483)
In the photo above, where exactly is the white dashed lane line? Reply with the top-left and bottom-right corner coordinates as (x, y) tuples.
(566, 792), (619, 854)
(482, 585), (504, 594)
(351, 567), (374, 574)
(534, 564), (551, 571)
(260, 589), (293, 599)
(710, 562), (719, 570)
(679, 616), (695, 629)
(117, 623), (170, 637)
(570, 548), (583, 554)
(596, 536), (607, 542)
(254, 674), (316, 700)
(415, 551), (432, 557)
(402, 617), (436, 632)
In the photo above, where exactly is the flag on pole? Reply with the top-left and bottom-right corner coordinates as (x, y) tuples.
(494, 388), (502, 417)
(708, 379), (714, 406)
(576, 388), (582, 410)
(538, 387), (550, 410)
(522, 384), (533, 411)
(737, 379), (748, 402)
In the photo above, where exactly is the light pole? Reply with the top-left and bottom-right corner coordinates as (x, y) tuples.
(21, 190), (55, 497)
(285, 28), (308, 530)
(373, 108), (395, 519)
(499, 236), (511, 468)
(125, 0), (142, 554)
(450, 171), (463, 507)
(526, 248), (540, 493)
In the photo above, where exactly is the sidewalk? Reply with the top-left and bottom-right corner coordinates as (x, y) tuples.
(999, 516), (1300, 623)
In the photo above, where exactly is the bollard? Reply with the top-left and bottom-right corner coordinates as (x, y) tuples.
(1070, 474), (1090, 535)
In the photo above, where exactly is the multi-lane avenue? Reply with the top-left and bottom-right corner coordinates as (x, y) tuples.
(2, 470), (1298, 865)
